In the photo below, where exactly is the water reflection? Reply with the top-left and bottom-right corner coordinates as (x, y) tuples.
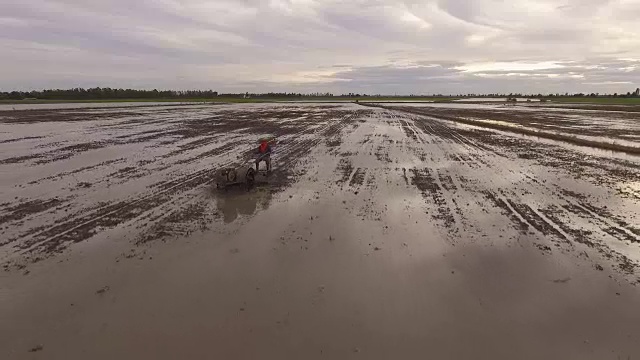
(213, 186), (273, 223)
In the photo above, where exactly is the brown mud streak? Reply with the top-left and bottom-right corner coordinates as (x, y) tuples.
(349, 168), (366, 187)
(374, 145), (392, 163)
(161, 134), (226, 158)
(19, 165), (221, 257)
(398, 119), (418, 142)
(481, 191), (530, 233)
(410, 168), (456, 230)
(136, 202), (214, 245)
(0, 142), (105, 165)
(540, 205), (596, 247)
(175, 141), (240, 165)
(325, 111), (367, 148)
(0, 136), (45, 144)
(437, 172), (457, 191)
(336, 158), (354, 185)
(27, 158), (126, 185)
(0, 198), (63, 226)
(401, 168), (410, 185)
(557, 202), (639, 275)
(561, 203), (639, 244)
(483, 193), (638, 277)
(578, 203), (639, 240)
(504, 199), (568, 244)
(403, 103), (639, 141)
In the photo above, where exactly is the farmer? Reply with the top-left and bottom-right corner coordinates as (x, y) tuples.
(255, 139), (272, 172)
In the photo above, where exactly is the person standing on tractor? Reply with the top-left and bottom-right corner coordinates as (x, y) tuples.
(255, 139), (272, 172)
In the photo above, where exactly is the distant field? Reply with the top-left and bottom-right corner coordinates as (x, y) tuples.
(3, 96), (639, 105)
(0, 98), (271, 104)
(340, 97), (458, 102)
(0, 96), (457, 105)
(547, 97), (640, 105)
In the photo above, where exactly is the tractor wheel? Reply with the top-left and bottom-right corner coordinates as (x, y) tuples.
(227, 169), (237, 182)
(246, 168), (256, 189)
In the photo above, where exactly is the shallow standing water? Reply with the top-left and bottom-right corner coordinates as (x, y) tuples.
(1, 103), (639, 359)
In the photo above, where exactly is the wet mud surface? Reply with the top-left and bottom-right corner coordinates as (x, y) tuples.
(0, 104), (368, 264)
(1, 103), (639, 359)
(381, 103), (640, 147)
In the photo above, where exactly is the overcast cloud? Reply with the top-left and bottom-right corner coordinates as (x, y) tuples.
(2, 0), (639, 94)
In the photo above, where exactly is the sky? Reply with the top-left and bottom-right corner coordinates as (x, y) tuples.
(2, 0), (640, 95)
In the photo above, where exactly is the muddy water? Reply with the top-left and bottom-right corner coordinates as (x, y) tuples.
(384, 102), (640, 145)
(1, 104), (639, 359)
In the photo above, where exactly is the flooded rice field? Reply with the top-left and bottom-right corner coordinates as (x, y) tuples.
(375, 103), (640, 145)
(1, 102), (639, 359)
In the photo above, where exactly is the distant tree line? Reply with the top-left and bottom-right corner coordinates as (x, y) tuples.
(0, 88), (222, 100)
(452, 88), (640, 98)
(1, 87), (639, 100)
(0, 88), (344, 100)
(243, 92), (335, 98)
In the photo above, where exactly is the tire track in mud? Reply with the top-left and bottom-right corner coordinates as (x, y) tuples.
(420, 118), (501, 167)
(335, 158), (354, 185)
(0, 142), (106, 165)
(383, 106), (640, 280)
(0, 198), (64, 227)
(409, 168), (457, 233)
(6, 138), (247, 256)
(348, 168), (366, 187)
(520, 174), (640, 245)
(270, 119), (349, 186)
(15, 165), (223, 256)
(15, 141), (241, 258)
(505, 199), (571, 243)
(437, 172), (457, 191)
(560, 201), (640, 243)
(474, 178), (640, 279)
(135, 200), (218, 245)
(374, 144), (392, 164)
(481, 191), (531, 233)
(413, 108), (636, 234)
(542, 203), (639, 275)
(503, 170), (638, 278)
(370, 104), (640, 155)
(477, 168), (640, 277)
(395, 113), (489, 171)
(398, 118), (420, 142)
(26, 158), (126, 186)
(4, 104), (639, 285)
(325, 110), (369, 151)
(505, 171), (638, 278)
(374, 105), (639, 184)
(384, 112), (500, 239)
(0, 135), (46, 144)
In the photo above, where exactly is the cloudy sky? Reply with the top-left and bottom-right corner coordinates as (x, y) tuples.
(2, 0), (640, 94)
